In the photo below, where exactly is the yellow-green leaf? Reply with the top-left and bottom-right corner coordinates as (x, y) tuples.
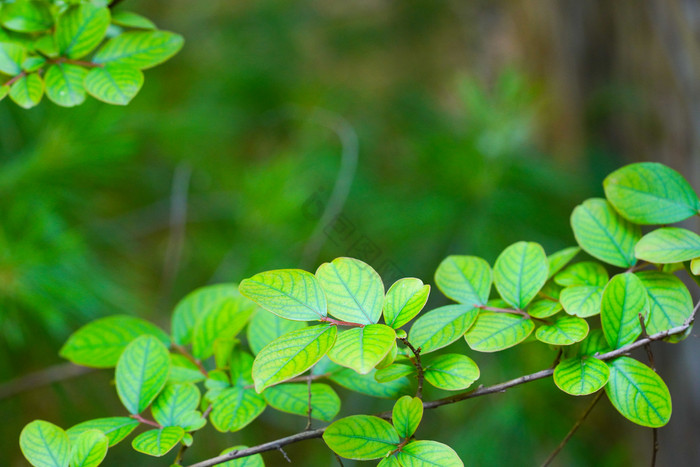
(559, 285), (604, 318)
(493, 241), (548, 309)
(210, 387), (266, 432)
(383, 278), (430, 329)
(56, 4), (110, 59)
(535, 315), (589, 346)
(323, 415), (400, 460)
(635, 227), (700, 264)
(423, 353), (479, 391)
(547, 246), (580, 279)
(397, 440), (463, 467)
(69, 429), (108, 467)
(263, 383), (340, 422)
(392, 395), (423, 438)
(115, 335), (170, 414)
(465, 312), (534, 352)
(636, 271), (693, 342)
(20, 420), (70, 467)
(172, 283), (241, 346)
(0, 41), (26, 75)
(85, 64), (143, 105)
(554, 357), (609, 396)
(554, 261), (608, 287)
(409, 305), (478, 354)
(44, 64), (88, 107)
(191, 296), (256, 359)
(9, 72), (43, 109)
(601, 273), (649, 349)
(434, 255), (492, 306)
(328, 324), (396, 374)
(93, 30), (184, 69)
(66, 417), (138, 448)
(246, 310), (306, 355)
(131, 427), (184, 457)
(239, 270), (327, 321)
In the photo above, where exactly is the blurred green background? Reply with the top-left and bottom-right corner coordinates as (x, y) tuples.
(2, 0), (700, 465)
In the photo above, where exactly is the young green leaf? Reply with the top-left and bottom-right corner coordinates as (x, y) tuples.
(535, 315), (589, 346)
(85, 64), (143, 105)
(246, 310), (306, 355)
(604, 162), (700, 224)
(396, 440), (464, 467)
(392, 395), (423, 438)
(0, 42), (26, 75)
(252, 324), (337, 392)
(323, 415), (400, 460)
(408, 305), (479, 354)
(115, 335), (170, 414)
(93, 31), (184, 69)
(434, 255), (492, 306)
(559, 285), (604, 318)
(60, 315), (169, 368)
(69, 429), (108, 467)
(636, 271), (693, 341)
(1, 1), (52, 32)
(210, 387), (266, 432)
(601, 273), (649, 349)
(172, 283), (241, 346)
(191, 297), (256, 359)
(111, 11), (157, 30)
(493, 241), (548, 309)
(43, 64), (88, 107)
(377, 455), (402, 467)
(375, 363), (415, 383)
(554, 262), (608, 287)
(465, 312), (534, 352)
(151, 383), (204, 431)
(635, 227), (700, 264)
(66, 417), (139, 448)
(20, 420), (70, 467)
(527, 299), (562, 319)
(56, 4), (110, 59)
(376, 340), (398, 369)
(239, 270), (327, 321)
(327, 324), (396, 374)
(330, 367), (413, 399)
(263, 383), (340, 422)
(9, 72), (43, 109)
(605, 357), (672, 427)
(21, 56), (46, 72)
(131, 427), (184, 457)
(547, 246), (580, 279)
(553, 357), (610, 396)
(570, 198), (641, 268)
(316, 257), (385, 325)
(383, 278), (430, 328)
(218, 446), (264, 467)
(423, 353), (479, 391)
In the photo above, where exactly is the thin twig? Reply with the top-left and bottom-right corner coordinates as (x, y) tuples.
(305, 373), (313, 430)
(319, 316), (364, 327)
(333, 452), (345, 466)
(277, 446), (292, 463)
(399, 338), (424, 399)
(541, 391), (604, 466)
(173, 344), (208, 377)
(651, 427), (658, 467)
(175, 443), (189, 465)
(130, 413), (162, 428)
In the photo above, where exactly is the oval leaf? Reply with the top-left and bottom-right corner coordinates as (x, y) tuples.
(85, 64), (143, 105)
(246, 310), (306, 355)
(191, 297), (256, 359)
(172, 283), (241, 346)
(604, 162), (700, 224)
(9, 72), (43, 109)
(636, 271), (693, 341)
(252, 324), (337, 392)
(571, 198), (641, 268)
(554, 261), (608, 287)
(493, 241), (548, 309)
(263, 383), (340, 422)
(397, 440), (464, 467)
(465, 312), (534, 352)
(423, 353), (480, 391)
(559, 285), (604, 318)
(434, 256), (492, 306)
(93, 31), (184, 69)
(392, 395), (423, 438)
(210, 387), (266, 432)
(131, 427), (184, 457)
(601, 273), (649, 349)
(115, 335), (170, 414)
(408, 305), (478, 354)
(316, 257), (384, 325)
(328, 324), (396, 374)
(1, 1), (52, 32)
(20, 420), (70, 467)
(66, 417), (138, 448)
(535, 315), (589, 346)
(44, 64), (88, 107)
(554, 357), (610, 396)
(528, 299), (563, 319)
(239, 270), (327, 321)
(383, 278), (430, 329)
(56, 4), (110, 59)
(111, 11), (156, 30)
(635, 227), (700, 264)
(547, 246), (580, 279)
(605, 357), (672, 427)
(375, 363), (415, 383)
(323, 415), (400, 460)
(69, 429), (108, 467)
(151, 383), (203, 430)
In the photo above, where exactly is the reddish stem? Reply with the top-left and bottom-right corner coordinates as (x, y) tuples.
(319, 316), (364, 327)
(131, 413), (162, 428)
(173, 344), (209, 377)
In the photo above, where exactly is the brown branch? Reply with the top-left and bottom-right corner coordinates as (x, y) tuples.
(173, 344), (208, 377)
(305, 373), (313, 431)
(399, 337), (424, 399)
(2, 71), (27, 88)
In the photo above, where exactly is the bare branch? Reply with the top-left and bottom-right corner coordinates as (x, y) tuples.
(399, 337), (424, 399)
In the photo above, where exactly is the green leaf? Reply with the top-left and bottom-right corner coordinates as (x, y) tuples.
(172, 283), (241, 346)
(329, 367), (413, 399)
(229, 350), (255, 386)
(636, 271), (693, 341)
(34, 35), (58, 58)
(316, 257), (385, 325)
(60, 315), (169, 368)
(20, 420), (70, 467)
(115, 335), (170, 414)
(378, 455), (402, 467)
(408, 305), (478, 354)
(247, 310), (306, 355)
(605, 357), (672, 427)
(392, 395), (423, 438)
(9, 72), (43, 109)
(263, 383), (340, 422)
(396, 440), (464, 467)
(635, 227), (700, 264)
(327, 324), (396, 374)
(375, 340), (398, 369)
(527, 299), (562, 319)
(22, 56), (45, 72)
(66, 417), (138, 447)
(84, 64), (143, 105)
(203, 369), (230, 403)
(691, 257), (700, 275)
(239, 270), (327, 321)
(383, 278), (430, 329)
(131, 427), (184, 457)
(434, 255), (492, 306)
(69, 429), (108, 467)
(210, 387), (266, 432)
(111, 11), (156, 30)
(0, 85), (8, 101)
(559, 285), (604, 318)
(252, 324), (337, 392)
(169, 354), (206, 384)
(601, 273), (649, 349)
(465, 312), (534, 352)
(375, 363), (415, 383)
(535, 315), (589, 346)
(571, 198), (641, 268)
(604, 162), (700, 224)
(219, 446), (264, 467)
(0, 42), (26, 75)
(151, 383), (204, 431)
(554, 357), (610, 396)
(56, 4), (110, 59)
(554, 262), (608, 287)
(93, 30), (183, 69)
(192, 297), (256, 359)
(1, 1), (52, 32)
(43, 64), (88, 107)
(493, 241), (548, 309)
(323, 415), (400, 460)
(547, 246), (580, 279)
(423, 353), (479, 391)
